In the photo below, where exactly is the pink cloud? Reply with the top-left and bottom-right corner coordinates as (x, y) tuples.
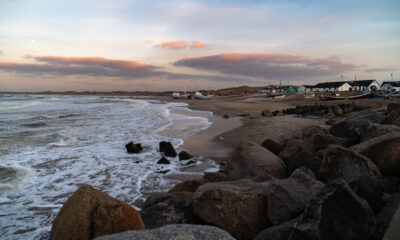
(0, 50), (3, 55)
(191, 40), (207, 49)
(364, 67), (396, 72)
(155, 39), (188, 49)
(144, 38), (153, 44)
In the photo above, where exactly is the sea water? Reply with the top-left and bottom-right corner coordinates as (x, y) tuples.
(0, 94), (215, 239)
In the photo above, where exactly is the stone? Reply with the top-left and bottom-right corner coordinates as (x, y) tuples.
(178, 151), (193, 160)
(383, 204), (400, 240)
(349, 110), (383, 124)
(311, 132), (351, 151)
(193, 179), (271, 240)
(50, 184), (144, 240)
(125, 141), (142, 154)
(159, 141), (177, 157)
(370, 193), (400, 240)
(140, 193), (201, 229)
(203, 171), (229, 182)
(350, 176), (398, 214)
(94, 224), (235, 240)
(295, 179), (376, 240)
(393, 118), (400, 127)
(318, 145), (381, 183)
(186, 160), (196, 165)
(351, 133), (400, 177)
(330, 119), (378, 145)
(168, 178), (205, 193)
(223, 114), (230, 119)
(227, 141), (287, 180)
(254, 218), (299, 240)
(286, 149), (322, 176)
(261, 139), (283, 156)
(387, 103), (400, 114)
(279, 139), (303, 162)
(267, 168), (324, 225)
(383, 111), (400, 125)
(157, 157), (170, 164)
(301, 125), (326, 139)
(262, 109), (274, 117)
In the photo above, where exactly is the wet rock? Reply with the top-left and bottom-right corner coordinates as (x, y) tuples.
(157, 157), (170, 164)
(203, 171), (229, 182)
(94, 224), (235, 240)
(50, 184), (144, 240)
(301, 125), (326, 138)
(318, 145), (381, 183)
(383, 111), (400, 125)
(311, 132), (351, 151)
(168, 178), (205, 193)
(370, 193), (400, 240)
(295, 179), (376, 240)
(227, 141), (287, 180)
(140, 193), (201, 229)
(193, 179), (271, 240)
(178, 151), (193, 161)
(254, 218), (299, 240)
(156, 169), (170, 174)
(286, 149), (322, 176)
(159, 141), (177, 157)
(387, 103), (400, 114)
(223, 114), (230, 119)
(261, 139), (283, 156)
(261, 109), (274, 117)
(267, 168), (324, 225)
(351, 133), (400, 177)
(125, 141), (142, 154)
(330, 119), (378, 145)
(186, 160), (197, 165)
(279, 139), (303, 162)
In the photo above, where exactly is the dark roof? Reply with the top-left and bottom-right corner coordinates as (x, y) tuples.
(313, 81), (349, 88)
(348, 80), (376, 87)
(302, 85), (315, 88)
(382, 81), (400, 87)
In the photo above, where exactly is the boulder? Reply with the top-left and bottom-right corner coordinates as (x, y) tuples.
(350, 176), (398, 214)
(301, 125), (326, 139)
(125, 141), (142, 154)
(178, 151), (193, 160)
(159, 141), (177, 157)
(140, 193), (201, 229)
(157, 157), (170, 164)
(370, 193), (400, 240)
(311, 132), (351, 151)
(254, 218), (299, 240)
(168, 178), (205, 193)
(393, 118), (400, 127)
(227, 141), (287, 180)
(286, 149), (322, 176)
(267, 168), (324, 225)
(203, 171), (229, 182)
(186, 160), (197, 165)
(50, 184), (144, 240)
(383, 111), (400, 125)
(349, 110), (383, 124)
(94, 224), (235, 240)
(329, 119), (378, 145)
(261, 109), (274, 117)
(279, 139), (303, 162)
(350, 133), (400, 177)
(387, 103), (400, 114)
(261, 139), (283, 156)
(318, 145), (381, 183)
(295, 179), (376, 240)
(193, 179), (271, 240)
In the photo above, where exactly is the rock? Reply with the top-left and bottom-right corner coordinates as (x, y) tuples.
(350, 133), (400, 177)
(159, 141), (177, 157)
(383, 111), (400, 125)
(393, 118), (400, 127)
(295, 179), (376, 240)
(279, 139), (303, 162)
(262, 109), (274, 117)
(157, 157), (170, 164)
(349, 110), (383, 124)
(178, 151), (193, 160)
(286, 149), (322, 176)
(311, 132), (351, 151)
(301, 125), (326, 138)
(261, 139), (283, 156)
(382, 201), (400, 240)
(318, 145), (381, 183)
(203, 171), (229, 182)
(140, 193), (201, 229)
(330, 119), (378, 145)
(50, 184), (144, 240)
(275, 111), (285, 116)
(325, 118), (342, 126)
(387, 103), (400, 114)
(156, 169), (170, 174)
(370, 193), (400, 240)
(227, 141), (287, 180)
(186, 160), (196, 165)
(168, 178), (205, 193)
(267, 168), (324, 225)
(125, 141), (142, 154)
(223, 114), (230, 119)
(254, 218), (299, 240)
(94, 224), (235, 240)
(193, 179), (271, 240)
(350, 176), (398, 214)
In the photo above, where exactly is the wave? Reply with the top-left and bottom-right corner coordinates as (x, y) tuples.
(0, 101), (41, 111)
(0, 166), (30, 197)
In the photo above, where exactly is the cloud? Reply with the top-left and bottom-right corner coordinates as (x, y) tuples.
(364, 67), (396, 72)
(0, 50), (3, 55)
(174, 53), (358, 80)
(144, 38), (153, 44)
(155, 39), (188, 49)
(191, 40), (207, 49)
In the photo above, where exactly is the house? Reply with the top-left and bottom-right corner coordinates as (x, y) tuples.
(349, 79), (380, 91)
(312, 82), (352, 92)
(381, 81), (400, 92)
(298, 85), (314, 93)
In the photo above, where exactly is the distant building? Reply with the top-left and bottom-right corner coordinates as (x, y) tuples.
(298, 85), (314, 93)
(349, 80), (380, 91)
(312, 82), (352, 92)
(300, 79), (380, 92)
(381, 81), (400, 92)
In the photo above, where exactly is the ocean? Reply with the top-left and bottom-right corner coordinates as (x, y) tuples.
(0, 94), (216, 239)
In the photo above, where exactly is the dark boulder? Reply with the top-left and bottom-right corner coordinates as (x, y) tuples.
(178, 151), (193, 160)
(261, 109), (274, 117)
(254, 218), (299, 240)
(159, 141), (177, 157)
(370, 193), (400, 240)
(318, 145), (381, 183)
(157, 157), (170, 164)
(295, 179), (376, 240)
(203, 171), (229, 182)
(186, 160), (196, 165)
(286, 149), (322, 176)
(383, 111), (400, 125)
(387, 103), (400, 114)
(329, 119), (378, 145)
(279, 139), (303, 162)
(168, 178), (205, 193)
(301, 125), (326, 139)
(311, 132), (351, 151)
(125, 141), (142, 154)
(261, 139), (283, 156)
(349, 110), (383, 124)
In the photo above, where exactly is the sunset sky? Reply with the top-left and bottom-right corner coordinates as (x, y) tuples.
(0, 0), (399, 91)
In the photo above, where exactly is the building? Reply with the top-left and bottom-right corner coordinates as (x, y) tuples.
(312, 82), (352, 92)
(298, 85), (314, 93)
(349, 79), (380, 91)
(381, 81), (400, 92)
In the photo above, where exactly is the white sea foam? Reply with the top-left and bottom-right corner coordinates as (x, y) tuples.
(0, 101), (41, 111)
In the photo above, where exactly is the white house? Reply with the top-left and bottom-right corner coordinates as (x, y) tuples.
(298, 85), (314, 93)
(312, 82), (352, 92)
(350, 79), (380, 91)
(381, 81), (400, 92)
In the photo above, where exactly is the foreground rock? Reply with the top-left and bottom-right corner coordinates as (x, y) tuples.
(50, 184), (144, 240)
(157, 157), (170, 164)
(94, 224), (235, 240)
(267, 168), (324, 225)
(193, 179), (271, 240)
(350, 133), (400, 177)
(286, 149), (322, 175)
(371, 193), (400, 240)
(140, 193), (201, 229)
(125, 141), (143, 154)
(261, 139), (283, 156)
(329, 119), (378, 145)
(227, 141), (287, 180)
(159, 141), (177, 157)
(318, 145), (381, 183)
(178, 151), (193, 160)
(295, 179), (376, 240)
(168, 178), (205, 193)
(278, 139), (303, 162)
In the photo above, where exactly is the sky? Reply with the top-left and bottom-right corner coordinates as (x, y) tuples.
(0, 0), (399, 91)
